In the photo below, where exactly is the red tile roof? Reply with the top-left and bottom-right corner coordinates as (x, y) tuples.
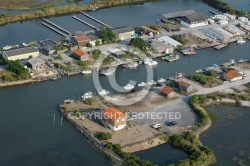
(73, 49), (87, 57)
(161, 87), (173, 95)
(103, 108), (125, 120)
(178, 81), (191, 88)
(224, 70), (241, 79)
(74, 35), (89, 42)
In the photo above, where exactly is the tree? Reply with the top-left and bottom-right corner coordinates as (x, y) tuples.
(6, 60), (29, 79)
(78, 60), (88, 70)
(95, 40), (101, 46)
(56, 54), (62, 60)
(66, 61), (72, 67)
(86, 43), (92, 48)
(129, 37), (147, 50)
(99, 27), (117, 44)
(4, 75), (15, 82)
(29, 55), (33, 59)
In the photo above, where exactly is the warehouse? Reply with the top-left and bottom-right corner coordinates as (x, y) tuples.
(2, 46), (39, 61)
(202, 27), (233, 42)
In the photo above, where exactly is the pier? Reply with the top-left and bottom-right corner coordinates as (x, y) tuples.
(79, 12), (112, 28)
(214, 43), (228, 50)
(72, 16), (97, 30)
(42, 23), (67, 36)
(42, 18), (72, 35)
(209, 10), (219, 15)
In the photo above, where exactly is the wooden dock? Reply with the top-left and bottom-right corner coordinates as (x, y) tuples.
(214, 43), (228, 50)
(42, 23), (67, 36)
(72, 16), (97, 30)
(42, 18), (72, 35)
(79, 11), (112, 28)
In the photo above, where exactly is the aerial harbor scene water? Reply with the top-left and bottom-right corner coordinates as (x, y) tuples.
(0, 0), (250, 166)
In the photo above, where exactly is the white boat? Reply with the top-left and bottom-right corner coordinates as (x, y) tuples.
(237, 38), (246, 44)
(100, 67), (116, 76)
(147, 60), (158, 66)
(22, 43), (29, 47)
(157, 78), (166, 83)
(139, 61), (143, 64)
(82, 70), (92, 74)
(144, 58), (158, 66)
(98, 89), (109, 95)
(124, 84), (135, 90)
(63, 99), (73, 103)
(138, 82), (146, 87)
(82, 92), (93, 99)
(230, 59), (235, 64)
(238, 59), (247, 63)
(2, 45), (11, 50)
(147, 80), (157, 86)
(127, 62), (139, 68)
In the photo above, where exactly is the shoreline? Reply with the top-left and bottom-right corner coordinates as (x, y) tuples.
(0, 0), (155, 26)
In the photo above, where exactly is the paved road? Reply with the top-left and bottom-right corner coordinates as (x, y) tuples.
(135, 70), (250, 130)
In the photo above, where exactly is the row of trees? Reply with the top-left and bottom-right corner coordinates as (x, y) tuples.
(202, 0), (248, 17)
(190, 73), (214, 86)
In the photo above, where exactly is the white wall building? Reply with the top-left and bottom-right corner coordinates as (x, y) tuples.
(2, 46), (39, 61)
(180, 13), (208, 28)
(113, 27), (135, 40)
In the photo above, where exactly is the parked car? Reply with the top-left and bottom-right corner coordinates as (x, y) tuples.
(152, 123), (162, 129)
(168, 121), (177, 126)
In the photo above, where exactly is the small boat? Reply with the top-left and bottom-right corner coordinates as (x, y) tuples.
(98, 89), (109, 95)
(51, 77), (58, 80)
(139, 61), (143, 64)
(181, 48), (196, 55)
(237, 38), (246, 44)
(82, 70), (92, 74)
(157, 78), (166, 83)
(82, 92), (93, 99)
(176, 72), (185, 79)
(238, 59), (247, 63)
(230, 59), (235, 64)
(138, 82), (146, 87)
(143, 58), (158, 66)
(63, 99), (73, 103)
(127, 62), (139, 69)
(22, 43), (29, 47)
(2, 45), (11, 50)
(162, 54), (180, 62)
(100, 67), (116, 76)
(124, 84), (135, 90)
(147, 80), (157, 86)
(195, 69), (203, 73)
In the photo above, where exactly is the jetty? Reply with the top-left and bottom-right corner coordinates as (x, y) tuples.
(72, 16), (97, 30)
(42, 23), (67, 36)
(79, 11), (112, 28)
(214, 43), (228, 50)
(42, 18), (72, 35)
(209, 10), (219, 15)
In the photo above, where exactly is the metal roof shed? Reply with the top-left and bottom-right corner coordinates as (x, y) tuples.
(158, 36), (182, 47)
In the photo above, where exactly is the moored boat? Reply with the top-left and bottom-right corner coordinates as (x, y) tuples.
(138, 82), (146, 87)
(162, 54), (180, 62)
(157, 78), (166, 83)
(82, 70), (92, 74)
(82, 92), (93, 99)
(98, 89), (109, 95)
(124, 84), (135, 90)
(237, 38), (246, 44)
(2, 45), (11, 50)
(181, 48), (196, 55)
(100, 67), (116, 76)
(147, 80), (157, 86)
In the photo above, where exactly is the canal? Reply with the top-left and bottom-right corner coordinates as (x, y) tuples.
(0, 0), (250, 165)
(0, 0), (220, 47)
